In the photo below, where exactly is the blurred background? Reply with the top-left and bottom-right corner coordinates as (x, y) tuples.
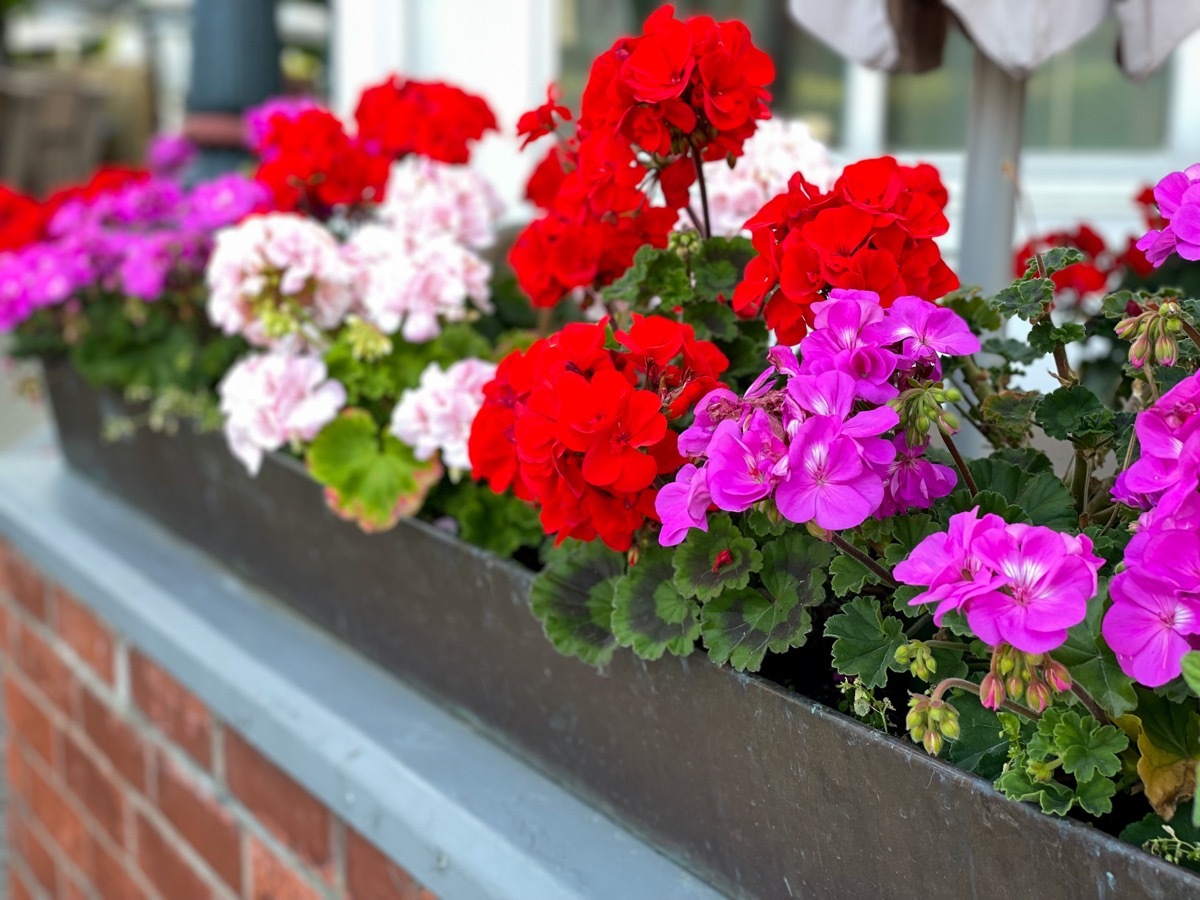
(1, 0), (1195, 446)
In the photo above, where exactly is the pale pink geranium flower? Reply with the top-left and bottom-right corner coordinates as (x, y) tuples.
(344, 224), (491, 343)
(1103, 530), (1200, 687)
(389, 358), (496, 471)
(378, 156), (503, 250)
(207, 213), (354, 347)
(218, 350), (346, 476)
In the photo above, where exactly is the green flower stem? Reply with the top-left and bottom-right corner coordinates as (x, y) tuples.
(904, 613), (931, 637)
(930, 677), (1041, 721)
(1069, 682), (1112, 727)
(829, 534), (897, 588)
(938, 426), (978, 496)
(924, 639), (972, 652)
(1071, 450), (1090, 517)
(1182, 320), (1200, 352)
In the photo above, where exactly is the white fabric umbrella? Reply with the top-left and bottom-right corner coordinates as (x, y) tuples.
(789, 0), (1200, 290)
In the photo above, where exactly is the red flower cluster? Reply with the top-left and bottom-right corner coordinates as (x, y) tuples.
(253, 108), (390, 215)
(0, 185), (47, 252)
(508, 5), (774, 308)
(469, 315), (728, 551)
(44, 166), (149, 220)
(355, 76), (497, 165)
(578, 4), (773, 165)
(732, 157), (959, 344)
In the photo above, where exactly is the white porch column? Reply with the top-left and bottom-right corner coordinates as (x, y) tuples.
(328, 0), (410, 119)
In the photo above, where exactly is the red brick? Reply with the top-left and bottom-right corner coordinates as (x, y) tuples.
(155, 752), (241, 890)
(81, 689), (148, 792)
(134, 812), (212, 900)
(54, 587), (116, 684)
(5, 549), (46, 621)
(27, 757), (90, 873)
(225, 731), (331, 872)
(346, 828), (437, 900)
(58, 870), (90, 900)
(10, 867), (35, 900)
(13, 620), (76, 716)
(129, 651), (212, 768)
(8, 739), (32, 804)
(9, 812), (57, 894)
(247, 836), (323, 900)
(0, 597), (11, 652)
(62, 736), (125, 845)
(5, 673), (56, 765)
(92, 831), (149, 900)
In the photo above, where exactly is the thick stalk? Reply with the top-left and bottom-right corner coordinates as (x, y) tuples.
(1070, 450), (1090, 516)
(688, 139), (711, 240)
(830, 534), (897, 588)
(939, 427), (979, 495)
(1182, 320), (1200, 352)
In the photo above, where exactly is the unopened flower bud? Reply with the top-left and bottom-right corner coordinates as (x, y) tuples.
(923, 730), (944, 756)
(1155, 329), (1178, 367)
(1045, 660), (1072, 693)
(1129, 331), (1151, 369)
(980, 673), (1005, 710)
(1025, 679), (1051, 713)
(1114, 314), (1144, 340)
(997, 653), (1016, 677)
(1027, 759), (1057, 783)
(940, 712), (961, 741)
(1006, 674), (1026, 700)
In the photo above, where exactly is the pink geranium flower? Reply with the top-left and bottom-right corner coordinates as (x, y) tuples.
(967, 524), (1100, 654)
(704, 411), (787, 512)
(655, 463), (712, 546)
(896, 508), (1009, 624)
(1103, 530), (1200, 687)
(775, 416), (889, 530)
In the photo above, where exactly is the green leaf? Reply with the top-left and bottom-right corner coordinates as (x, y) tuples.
(1121, 802), (1200, 873)
(1074, 774), (1119, 817)
(824, 597), (906, 689)
(602, 245), (691, 307)
(991, 277), (1055, 322)
(1029, 320), (1087, 354)
(1034, 385), (1116, 449)
(966, 458), (1077, 529)
(306, 409), (442, 532)
(1053, 710), (1128, 782)
(1182, 652), (1200, 698)
(996, 761), (1076, 816)
(989, 447), (1054, 474)
(758, 532), (833, 605)
(936, 488), (1027, 524)
(611, 545), (700, 660)
(944, 287), (1002, 333)
(980, 390), (1040, 444)
(672, 514), (762, 602)
(829, 553), (879, 598)
(692, 236), (755, 303)
(980, 336), (1043, 366)
(439, 482), (544, 558)
(1051, 588), (1138, 717)
(700, 587), (813, 672)
(528, 540), (623, 667)
(945, 693), (1011, 780)
(880, 515), (940, 569)
(682, 300), (738, 342)
(744, 504), (786, 538)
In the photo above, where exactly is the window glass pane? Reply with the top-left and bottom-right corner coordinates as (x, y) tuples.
(886, 20), (1170, 151)
(557, 0), (846, 144)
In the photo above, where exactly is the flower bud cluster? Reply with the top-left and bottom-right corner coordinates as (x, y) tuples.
(1116, 298), (1184, 368)
(906, 695), (960, 756)
(979, 645), (1072, 713)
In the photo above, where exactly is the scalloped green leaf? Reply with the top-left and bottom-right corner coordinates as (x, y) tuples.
(692, 236), (755, 303)
(944, 287), (1002, 333)
(980, 336), (1043, 366)
(824, 597), (906, 689)
(989, 447), (1054, 474)
(936, 488), (1027, 524)
(1054, 711), (1128, 783)
(1035, 385), (1116, 449)
(682, 300), (739, 342)
(995, 757), (1076, 816)
(673, 514), (762, 602)
(1182, 652), (1200, 698)
(700, 587), (812, 672)
(1018, 245), (1085, 278)
(611, 546), (700, 661)
(744, 504), (787, 538)
(1074, 774), (1119, 817)
(966, 458), (1077, 530)
(980, 390), (1040, 444)
(601, 245), (690, 307)
(829, 553), (879, 598)
(991, 277), (1055, 321)
(1029, 320), (1087, 354)
(440, 481), (544, 558)
(306, 409), (442, 532)
(758, 532), (833, 605)
(528, 540), (624, 667)
(881, 515), (940, 568)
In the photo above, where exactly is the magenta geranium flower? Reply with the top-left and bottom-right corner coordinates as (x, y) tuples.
(1136, 163), (1200, 266)
(656, 463), (712, 546)
(866, 295), (980, 372)
(966, 524), (1100, 654)
(775, 416), (888, 530)
(705, 411), (787, 512)
(1103, 530), (1200, 687)
(875, 436), (957, 518)
(896, 507), (1009, 623)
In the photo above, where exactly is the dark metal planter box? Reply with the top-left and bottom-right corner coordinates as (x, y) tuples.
(42, 362), (1200, 899)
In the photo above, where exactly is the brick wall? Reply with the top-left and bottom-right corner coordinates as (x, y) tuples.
(0, 539), (437, 900)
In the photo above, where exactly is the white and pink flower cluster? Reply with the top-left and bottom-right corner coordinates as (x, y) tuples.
(218, 350), (347, 476)
(698, 118), (835, 237)
(209, 161), (503, 476)
(389, 358), (497, 472)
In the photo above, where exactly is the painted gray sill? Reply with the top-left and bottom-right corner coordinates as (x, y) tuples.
(0, 435), (720, 900)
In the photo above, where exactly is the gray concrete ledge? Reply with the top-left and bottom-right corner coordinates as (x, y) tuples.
(0, 436), (721, 900)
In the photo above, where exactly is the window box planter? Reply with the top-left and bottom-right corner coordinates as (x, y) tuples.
(42, 360), (1200, 900)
